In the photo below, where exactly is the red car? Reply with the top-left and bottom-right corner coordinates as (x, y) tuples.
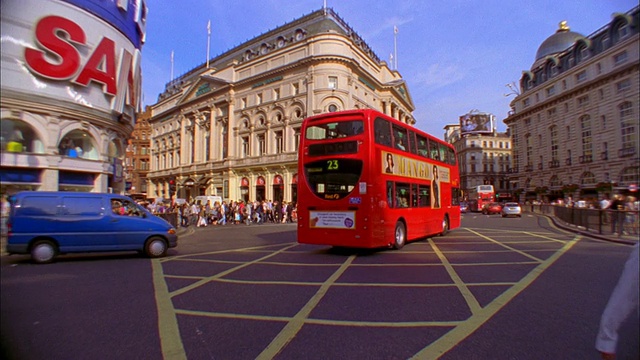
(482, 202), (502, 215)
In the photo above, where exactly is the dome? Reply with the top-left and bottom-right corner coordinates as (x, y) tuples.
(535, 21), (585, 61)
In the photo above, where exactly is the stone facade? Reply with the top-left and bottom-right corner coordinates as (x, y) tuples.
(444, 123), (514, 201)
(125, 107), (152, 199)
(146, 8), (415, 203)
(504, 7), (640, 203)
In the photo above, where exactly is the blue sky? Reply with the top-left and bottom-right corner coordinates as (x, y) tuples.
(141, 0), (637, 138)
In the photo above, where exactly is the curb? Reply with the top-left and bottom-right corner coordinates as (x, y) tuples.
(542, 213), (637, 245)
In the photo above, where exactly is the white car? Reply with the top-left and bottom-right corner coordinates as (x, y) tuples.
(501, 202), (522, 217)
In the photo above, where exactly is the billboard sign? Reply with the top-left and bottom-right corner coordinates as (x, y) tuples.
(459, 113), (494, 134)
(1, 0), (146, 121)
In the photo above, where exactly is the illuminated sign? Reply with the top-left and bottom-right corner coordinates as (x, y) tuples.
(459, 113), (494, 134)
(62, 0), (148, 48)
(1, 0), (144, 118)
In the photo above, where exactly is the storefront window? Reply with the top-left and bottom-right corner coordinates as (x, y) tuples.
(58, 130), (98, 160)
(1, 119), (44, 154)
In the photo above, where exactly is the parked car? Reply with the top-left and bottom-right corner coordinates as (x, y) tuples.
(482, 202), (502, 215)
(501, 202), (522, 217)
(460, 202), (469, 213)
(6, 191), (178, 264)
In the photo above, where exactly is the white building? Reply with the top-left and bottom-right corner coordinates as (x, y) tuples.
(146, 8), (416, 203)
(504, 7), (639, 202)
(444, 112), (514, 201)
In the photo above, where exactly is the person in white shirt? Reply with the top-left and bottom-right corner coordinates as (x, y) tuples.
(595, 243), (639, 359)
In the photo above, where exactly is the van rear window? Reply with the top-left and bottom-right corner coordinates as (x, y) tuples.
(62, 197), (103, 216)
(18, 196), (58, 216)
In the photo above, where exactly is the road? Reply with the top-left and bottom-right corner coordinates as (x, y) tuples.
(1, 213), (638, 359)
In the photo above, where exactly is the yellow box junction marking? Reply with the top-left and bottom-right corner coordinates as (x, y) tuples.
(411, 235), (581, 359)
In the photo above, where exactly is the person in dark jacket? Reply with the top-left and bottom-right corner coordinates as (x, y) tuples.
(608, 195), (625, 236)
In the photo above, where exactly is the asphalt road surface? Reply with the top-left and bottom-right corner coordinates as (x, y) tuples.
(1, 213), (638, 359)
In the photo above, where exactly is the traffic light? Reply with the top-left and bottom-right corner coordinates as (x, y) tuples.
(169, 178), (176, 195)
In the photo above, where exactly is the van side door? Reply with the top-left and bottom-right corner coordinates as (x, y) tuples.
(59, 196), (114, 250)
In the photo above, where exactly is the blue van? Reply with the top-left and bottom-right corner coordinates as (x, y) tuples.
(6, 191), (178, 263)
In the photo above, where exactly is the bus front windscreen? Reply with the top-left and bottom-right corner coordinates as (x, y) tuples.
(304, 159), (363, 200)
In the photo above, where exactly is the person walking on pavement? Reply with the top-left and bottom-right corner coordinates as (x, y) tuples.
(608, 195), (625, 237)
(595, 243), (639, 359)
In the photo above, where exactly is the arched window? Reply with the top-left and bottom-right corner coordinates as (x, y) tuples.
(59, 130), (98, 160)
(2, 119), (44, 154)
(580, 172), (596, 185)
(575, 42), (589, 64)
(612, 21), (629, 44)
(107, 140), (122, 159)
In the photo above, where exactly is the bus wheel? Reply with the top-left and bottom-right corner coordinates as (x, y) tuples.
(440, 216), (449, 236)
(31, 240), (57, 264)
(393, 222), (406, 249)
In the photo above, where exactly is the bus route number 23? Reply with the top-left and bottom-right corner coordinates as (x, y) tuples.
(327, 160), (339, 170)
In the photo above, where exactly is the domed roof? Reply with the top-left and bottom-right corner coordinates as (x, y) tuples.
(535, 21), (585, 61)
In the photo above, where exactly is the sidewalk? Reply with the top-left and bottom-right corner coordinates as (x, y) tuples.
(547, 216), (638, 245)
(0, 233), (8, 257)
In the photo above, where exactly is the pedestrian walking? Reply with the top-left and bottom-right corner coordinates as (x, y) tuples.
(595, 243), (639, 359)
(608, 195), (625, 237)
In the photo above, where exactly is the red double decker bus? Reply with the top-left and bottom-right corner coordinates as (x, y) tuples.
(297, 109), (461, 249)
(468, 185), (495, 212)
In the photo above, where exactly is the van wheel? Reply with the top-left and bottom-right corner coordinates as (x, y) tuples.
(31, 240), (57, 264)
(393, 222), (406, 249)
(145, 237), (168, 258)
(440, 216), (449, 236)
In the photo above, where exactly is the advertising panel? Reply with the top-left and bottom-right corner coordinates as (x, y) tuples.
(1, 0), (146, 121)
(459, 113), (494, 134)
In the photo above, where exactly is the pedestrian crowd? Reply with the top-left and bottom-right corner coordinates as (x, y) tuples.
(148, 199), (298, 228)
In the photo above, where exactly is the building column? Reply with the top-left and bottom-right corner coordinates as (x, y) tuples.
(95, 172), (109, 193)
(193, 113), (201, 163)
(40, 167), (59, 191)
(305, 69), (315, 116)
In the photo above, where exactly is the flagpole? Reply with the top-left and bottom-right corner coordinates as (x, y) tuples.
(170, 50), (174, 80)
(393, 26), (398, 70)
(206, 20), (211, 68)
